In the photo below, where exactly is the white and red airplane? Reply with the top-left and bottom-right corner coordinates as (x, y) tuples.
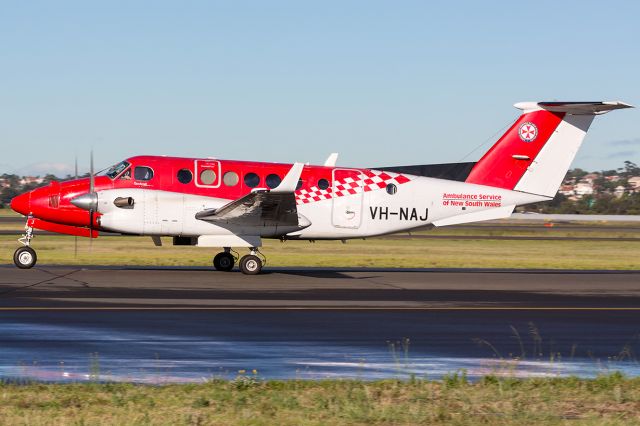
(10, 101), (632, 274)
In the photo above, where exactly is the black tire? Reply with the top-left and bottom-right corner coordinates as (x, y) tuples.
(239, 255), (262, 275)
(14, 247), (37, 269)
(213, 252), (235, 272)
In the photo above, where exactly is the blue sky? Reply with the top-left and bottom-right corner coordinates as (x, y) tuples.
(1, 1), (638, 176)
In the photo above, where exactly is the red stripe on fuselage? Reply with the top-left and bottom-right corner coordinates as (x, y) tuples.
(465, 110), (564, 190)
(17, 156), (413, 234)
(28, 217), (98, 238)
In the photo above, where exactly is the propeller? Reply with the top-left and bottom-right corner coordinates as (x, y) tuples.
(74, 156), (78, 258)
(69, 150), (98, 251)
(89, 149), (94, 251)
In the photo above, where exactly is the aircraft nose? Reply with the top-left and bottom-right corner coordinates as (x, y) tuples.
(10, 192), (31, 216)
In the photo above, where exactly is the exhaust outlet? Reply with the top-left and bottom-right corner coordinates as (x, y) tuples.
(113, 197), (135, 208)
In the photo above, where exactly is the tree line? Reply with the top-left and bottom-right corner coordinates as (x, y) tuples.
(1, 162), (639, 214)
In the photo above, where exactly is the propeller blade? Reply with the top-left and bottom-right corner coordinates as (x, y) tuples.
(89, 149), (94, 194)
(75, 156), (78, 180)
(89, 209), (94, 252)
(89, 150), (95, 252)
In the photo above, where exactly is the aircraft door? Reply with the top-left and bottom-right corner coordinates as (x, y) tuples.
(160, 194), (185, 235)
(331, 169), (363, 229)
(142, 190), (160, 234)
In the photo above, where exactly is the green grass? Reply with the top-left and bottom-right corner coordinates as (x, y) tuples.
(0, 208), (21, 217)
(0, 374), (638, 425)
(1, 232), (639, 270)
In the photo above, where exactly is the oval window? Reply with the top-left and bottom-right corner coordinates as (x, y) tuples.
(266, 174), (282, 189)
(386, 183), (397, 195)
(134, 166), (154, 181)
(318, 178), (330, 190)
(200, 169), (216, 185)
(244, 172), (260, 188)
(223, 171), (239, 186)
(177, 169), (192, 184)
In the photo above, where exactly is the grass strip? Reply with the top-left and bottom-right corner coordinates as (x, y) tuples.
(0, 373), (638, 425)
(1, 234), (639, 270)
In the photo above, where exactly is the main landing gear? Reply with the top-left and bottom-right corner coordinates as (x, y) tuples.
(213, 248), (236, 272)
(14, 220), (37, 269)
(212, 247), (265, 275)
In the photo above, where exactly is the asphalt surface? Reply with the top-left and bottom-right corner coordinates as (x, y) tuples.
(1, 265), (639, 381)
(0, 265), (638, 309)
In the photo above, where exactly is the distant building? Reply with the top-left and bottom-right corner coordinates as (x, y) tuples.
(628, 176), (640, 192)
(574, 181), (594, 197)
(614, 185), (626, 198)
(581, 173), (599, 184)
(559, 184), (574, 196)
(19, 176), (44, 186)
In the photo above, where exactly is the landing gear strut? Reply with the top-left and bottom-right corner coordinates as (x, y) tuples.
(213, 247), (236, 272)
(14, 219), (37, 269)
(239, 247), (265, 275)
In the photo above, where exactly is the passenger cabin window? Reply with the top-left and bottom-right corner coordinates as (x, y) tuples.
(318, 178), (330, 190)
(200, 169), (216, 185)
(266, 174), (281, 189)
(177, 169), (193, 184)
(134, 166), (154, 181)
(223, 171), (239, 186)
(244, 172), (260, 188)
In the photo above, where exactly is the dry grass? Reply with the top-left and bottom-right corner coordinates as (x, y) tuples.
(0, 232), (639, 270)
(0, 374), (638, 425)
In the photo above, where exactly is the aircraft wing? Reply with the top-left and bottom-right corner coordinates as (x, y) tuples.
(195, 163), (309, 227)
(196, 190), (301, 226)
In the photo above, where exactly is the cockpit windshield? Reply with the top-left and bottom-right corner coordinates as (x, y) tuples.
(99, 161), (131, 179)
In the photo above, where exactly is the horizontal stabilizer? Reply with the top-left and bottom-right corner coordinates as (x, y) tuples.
(433, 205), (516, 227)
(514, 101), (633, 115)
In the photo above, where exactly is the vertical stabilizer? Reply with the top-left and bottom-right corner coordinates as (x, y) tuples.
(466, 101), (632, 197)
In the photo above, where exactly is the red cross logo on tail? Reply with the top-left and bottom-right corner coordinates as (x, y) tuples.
(518, 122), (538, 142)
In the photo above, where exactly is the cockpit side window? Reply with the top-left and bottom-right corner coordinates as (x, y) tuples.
(134, 166), (154, 181)
(119, 168), (132, 180)
(102, 161), (131, 179)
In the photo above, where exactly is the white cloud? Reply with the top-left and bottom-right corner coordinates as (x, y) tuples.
(607, 138), (640, 147)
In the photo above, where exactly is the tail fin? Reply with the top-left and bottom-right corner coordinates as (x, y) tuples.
(465, 101), (632, 197)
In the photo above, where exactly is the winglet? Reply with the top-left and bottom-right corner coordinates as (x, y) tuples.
(272, 162), (304, 193)
(324, 153), (339, 167)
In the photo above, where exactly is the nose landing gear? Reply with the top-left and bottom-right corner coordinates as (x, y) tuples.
(14, 219), (37, 269)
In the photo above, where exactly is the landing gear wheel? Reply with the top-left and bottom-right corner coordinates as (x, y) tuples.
(14, 247), (37, 269)
(213, 252), (235, 271)
(239, 255), (262, 275)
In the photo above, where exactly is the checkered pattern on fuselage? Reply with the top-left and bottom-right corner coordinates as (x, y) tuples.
(295, 169), (412, 204)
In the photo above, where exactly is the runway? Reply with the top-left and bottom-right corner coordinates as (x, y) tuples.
(0, 265), (638, 382)
(0, 265), (639, 309)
